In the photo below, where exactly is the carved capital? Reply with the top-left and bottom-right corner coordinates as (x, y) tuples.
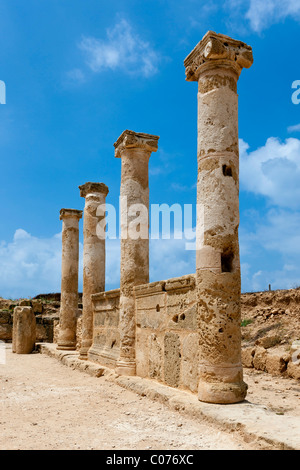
(184, 31), (253, 82)
(79, 182), (109, 198)
(114, 130), (159, 158)
(60, 208), (83, 220)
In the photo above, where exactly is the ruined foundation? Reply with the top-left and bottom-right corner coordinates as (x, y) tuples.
(53, 31), (257, 404)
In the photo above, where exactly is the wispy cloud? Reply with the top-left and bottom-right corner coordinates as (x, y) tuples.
(245, 0), (300, 32)
(240, 208), (300, 291)
(240, 137), (300, 209)
(78, 19), (159, 78)
(240, 135), (300, 291)
(287, 123), (300, 133)
(0, 230), (66, 299)
(64, 68), (86, 86)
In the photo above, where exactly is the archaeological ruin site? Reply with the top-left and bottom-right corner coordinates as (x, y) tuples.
(1, 31), (300, 451)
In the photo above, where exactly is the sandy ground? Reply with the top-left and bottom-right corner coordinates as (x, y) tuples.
(244, 369), (300, 418)
(0, 345), (253, 451)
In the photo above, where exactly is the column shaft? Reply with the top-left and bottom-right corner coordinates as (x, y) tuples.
(114, 130), (159, 376)
(184, 31), (253, 403)
(79, 182), (109, 360)
(57, 209), (82, 350)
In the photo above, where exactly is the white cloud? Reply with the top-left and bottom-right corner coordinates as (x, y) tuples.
(0, 227), (196, 299)
(240, 136), (300, 290)
(240, 136), (300, 209)
(65, 68), (86, 85)
(0, 230), (66, 299)
(288, 123), (300, 133)
(240, 208), (300, 292)
(79, 19), (159, 78)
(245, 0), (300, 32)
(150, 237), (195, 283)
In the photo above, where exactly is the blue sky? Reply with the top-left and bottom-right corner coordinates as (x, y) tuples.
(1, 0), (300, 298)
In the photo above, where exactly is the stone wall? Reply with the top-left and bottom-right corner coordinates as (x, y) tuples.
(86, 277), (300, 388)
(88, 289), (121, 368)
(0, 298), (60, 344)
(134, 274), (198, 393)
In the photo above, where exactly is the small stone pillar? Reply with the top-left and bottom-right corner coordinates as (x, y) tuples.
(57, 208), (82, 351)
(78, 182), (109, 360)
(184, 31), (253, 403)
(12, 306), (36, 354)
(114, 130), (159, 375)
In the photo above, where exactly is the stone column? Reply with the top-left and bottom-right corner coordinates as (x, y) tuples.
(57, 209), (82, 350)
(184, 31), (253, 403)
(12, 306), (36, 354)
(78, 182), (109, 360)
(114, 130), (159, 375)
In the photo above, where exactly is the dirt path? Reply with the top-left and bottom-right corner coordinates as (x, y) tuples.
(244, 369), (300, 418)
(0, 345), (253, 451)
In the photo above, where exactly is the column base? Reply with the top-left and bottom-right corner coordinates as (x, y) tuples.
(79, 351), (88, 361)
(79, 341), (92, 360)
(116, 360), (136, 376)
(198, 380), (248, 404)
(57, 343), (77, 351)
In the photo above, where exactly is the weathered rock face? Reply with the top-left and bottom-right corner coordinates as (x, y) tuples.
(134, 275), (199, 393)
(88, 289), (120, 367)
(78, 182), (109, 360)
(12, 306), (36, 354)
(57, 209), (82, 351)
(184, 31), (253, 404)
(114, 130), (159, 376)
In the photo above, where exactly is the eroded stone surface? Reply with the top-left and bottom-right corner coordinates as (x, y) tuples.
(12, 306), (36, 354)
(185, 31), (253, 404)
(164, 332), (181, 388)
(57, 209), (82, 351)
(114, 130), (159, 376)
(79, 182), (109, 360)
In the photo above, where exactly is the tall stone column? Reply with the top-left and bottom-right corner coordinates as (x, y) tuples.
(184, 31), (253, 403)
(79, 182), (109, 360)
(57, 209), (82, 350)
(114, 130), (159, 376)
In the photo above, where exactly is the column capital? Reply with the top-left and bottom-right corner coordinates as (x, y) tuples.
(60, 208), (83, 221)
(184, 31), (253, 82)
(79, 182), (109, 198)
(114, 130), (159, 158)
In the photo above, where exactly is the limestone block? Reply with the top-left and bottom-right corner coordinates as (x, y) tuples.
(167, 303), (197, 331)
(252, 347), (267, 372)
(149, 333), (163, 380)
(241, 346), (255, 368)
(265, 351), (289, 376)
(287, 361), (300, 380)
(181, 333), (199, 393)
(0, 324), (12, 342)
(12, 306), (36, 354)
(164, 332), (181, 388)
(19, 300), (31, 307)
(31, 299), (43, 314)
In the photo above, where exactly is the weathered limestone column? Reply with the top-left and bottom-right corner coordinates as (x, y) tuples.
(114, 130), (159, 375)
(57, 208), (82, 350)
(184, 31), (253, 403)
(12, 306), (36, 354)
(78, 182), (109, 360)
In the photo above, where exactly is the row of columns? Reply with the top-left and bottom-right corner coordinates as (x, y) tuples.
(57, 30), (253, 404)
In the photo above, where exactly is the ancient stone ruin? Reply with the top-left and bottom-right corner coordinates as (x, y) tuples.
(185, 31), (253, 403)
(6, 31), (258, 404)
(54, 31), (255, 405)
(12, 306), (36, 354)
